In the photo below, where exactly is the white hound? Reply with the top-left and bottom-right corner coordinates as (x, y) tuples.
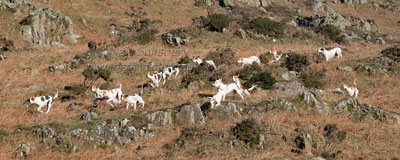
(237, 56), (261, 67)
(343, 84), (358, 97)
(91, 83), (123, 108)
(212, 79), (245, 100)
(162, 65), (180, 84)
(192, 56), (217, 70)
(29, 92), (58, 114)
(317, 44), (342, 62)
(147, 72), (163, 87)
(269, 48), (288, 64)
(122, 94), (145, 110)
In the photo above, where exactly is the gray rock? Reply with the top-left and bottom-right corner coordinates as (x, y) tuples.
(188, 80), (205, 92)
(211, 103), (241, 119)
(334, 98), (400, 123)
(69, 128), (88, 139)
(282, 71), (300, 80)
(331, 88), (345, 95)
(273, 81), (305, 95)
(145, 110), (173, 125)
(247, 97), (297, 114)
(374, 56), (393, 67)
(15, 142), (35, 159)
(67, 102), (80, 111)
(336, 66), (353, 72)
(80, 111), (98, 121)
(176, 104), (205, 126)
(34, 125), (57, 138)
(161, 29), (191, 46)
(301, 90), (329, 115)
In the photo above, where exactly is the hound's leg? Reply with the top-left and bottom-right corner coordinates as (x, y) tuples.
(37, 105), (44, 113)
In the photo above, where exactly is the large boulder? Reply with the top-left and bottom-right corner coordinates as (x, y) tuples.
(34, 125), (57, 138)
(334, 98), (400, 123)
(80, 111), (98, 121)
(374, 56), (394, 67)
(247, 97), (297, 114)
(273, 81), (305, 95)
(301, 90), (330, 115)
(161, 28), (191, 46)
(211, 103), (241, 119)
(176, 104), (205, 126)
(145, 109), (174, 125)
(2, 0), (80, 46)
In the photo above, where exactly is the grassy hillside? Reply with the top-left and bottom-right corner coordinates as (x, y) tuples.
(0, 0), (400, 159)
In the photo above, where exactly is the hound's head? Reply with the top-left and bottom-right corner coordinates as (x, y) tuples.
(237, 58), (244, 63)
(91, 85), (98, 92)
(212, 79), (223, 87)
(232, 75), (239, 81)
(317, 48), (326, 53)
(122, 94), (129, 101)
(343, 84), (348, 88)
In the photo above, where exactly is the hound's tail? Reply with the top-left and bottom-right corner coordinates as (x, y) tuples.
(119, 83), (122, 90)
(335, 43), (342, 48)
(53, 92), (58, 99)
(353, 80), (356, 86)
(248, 85), (257, 91)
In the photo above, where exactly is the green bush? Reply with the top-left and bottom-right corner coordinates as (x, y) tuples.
(98, 68), (112, 81)
(70, 84), (87, 96)
(245, 70), (277, 89)
(316, 25), (345, 43)
(232, 118), (261, 148)
(82, 67), (112, 85)
(203, 14), (233, 32)
(300, 68), (326, 88)
(138, 29), (157, 45)
(178, 55), (192, 64)
(283, 53), (310, 72)
(234, 63), (262, 81)
(243, 17), (285, 37)
(205, 48), (236, 65)
(259, 53), (271, 64)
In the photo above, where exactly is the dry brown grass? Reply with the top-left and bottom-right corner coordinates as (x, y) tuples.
(1, 0), (400, 159)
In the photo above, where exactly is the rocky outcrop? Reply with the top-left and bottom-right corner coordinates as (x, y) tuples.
(176, 104), (205, 126)
(145, 109), (174, 125)
(301, 90), (330, 115)
(210, 103), (241, 119)
(34, 125), (57, 138)
(334, 98), (400, 123)
(247, 97), (297, 114)
(69, 120), (154, 145)
(273, 81), (305, 95)
(381, 46), (400, 62)
(374, 56), (394, 67)
(161, 28), (191, 46)
(1, 0), (81, 46)
(80, 111), (98, 121)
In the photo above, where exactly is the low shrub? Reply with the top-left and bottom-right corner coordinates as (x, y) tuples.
(82, 67), (112, 85)
(283, 53), (310, 72)
(316, 25), (345, 43)
(234, 63), (262, 81)
(202, 14), (233, 32)
(243, 17), (285, 37)
(178, 55), (192, 64)
(300, 68), (326, 88)
(245, 70), (277, 89)
(205, 48), (236, 66)
(259, 53), (271, 64)
(232, 118), (262, 148)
